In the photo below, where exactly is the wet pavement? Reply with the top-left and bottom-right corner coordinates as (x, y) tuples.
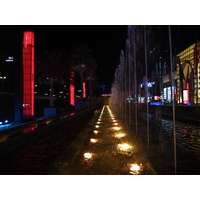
(0, 108), (95, 175)
(0, 105), (156, 175)
(54, 105), (156, 175)
(1, 104), (198, 175)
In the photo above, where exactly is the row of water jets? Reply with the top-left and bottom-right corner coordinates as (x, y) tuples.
(109, 25), (188, 175)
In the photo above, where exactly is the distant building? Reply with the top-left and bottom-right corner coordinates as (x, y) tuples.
(140, 41), (200, 105)
(176, 41), (200, 104)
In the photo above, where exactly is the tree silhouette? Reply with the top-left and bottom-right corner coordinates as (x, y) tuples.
(66, 43), (98, 98)
(35, 50), (68, 107)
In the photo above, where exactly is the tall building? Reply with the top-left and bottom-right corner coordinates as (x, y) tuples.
(176, 41), (200, 104)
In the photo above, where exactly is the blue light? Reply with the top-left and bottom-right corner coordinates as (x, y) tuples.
(0, 124), (11, 128)
(0, 122), (2, 125)
(150, 102), (164, 106)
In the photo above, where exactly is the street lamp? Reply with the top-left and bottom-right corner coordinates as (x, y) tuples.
(0, 76), (6, 92)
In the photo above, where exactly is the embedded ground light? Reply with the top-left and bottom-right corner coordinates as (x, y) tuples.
(84, 153), (92, 159)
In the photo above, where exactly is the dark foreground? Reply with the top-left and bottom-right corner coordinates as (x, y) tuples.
(0, 105), (156, 175)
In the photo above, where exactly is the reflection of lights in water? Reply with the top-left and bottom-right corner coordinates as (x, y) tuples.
(95, 125), (99, 128)
(90, 138), (97, 143)
(97, 121), (101, 124)
(130, 164), (142, 175)
(118, 143), (132, 150)
(112, 117), (115, 120)
(113, 120), (117, 122)
(115, 133), (125, 138)
(114, 123), (118, 125)
(84, 153), (92, 159)
(113, 127), (121, 131)
(98, 119), (101, 121)
(94, 130), (98, 134)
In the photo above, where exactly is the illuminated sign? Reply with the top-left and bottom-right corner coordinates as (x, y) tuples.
(6, 56), (14, 62)
(183, 89), (189, 104)
(154, 96), (160, 100)
(126, 97), (133, 103)
(141, 82), (155, 88)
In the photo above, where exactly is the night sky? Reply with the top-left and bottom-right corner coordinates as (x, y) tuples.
(1, 25), (200, 93)
(0, 25), (127, 93)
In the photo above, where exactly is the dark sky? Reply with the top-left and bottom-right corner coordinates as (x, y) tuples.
(1, 25), (200, 93)
(0, 25), (127, 92)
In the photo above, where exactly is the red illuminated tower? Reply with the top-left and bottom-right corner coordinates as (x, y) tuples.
(70, 71), (75, 106)
(22, 31), (34, 120)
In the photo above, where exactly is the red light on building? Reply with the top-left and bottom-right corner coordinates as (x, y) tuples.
(183, 89), (189, 104)
(22, 31), (34, 119)
(154, 96), (159, 100)
(83, 82), (86, 98)
(70, 72), (75, 106)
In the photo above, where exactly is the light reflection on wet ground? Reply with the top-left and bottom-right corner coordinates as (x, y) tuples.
(68, 106), (156, 175)
(0, 110), (95, 175)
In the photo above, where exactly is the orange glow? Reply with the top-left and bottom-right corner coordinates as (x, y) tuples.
(84, 152), (92, 159)
(129, 164), (142, 175)
(115, 133), (125, 138)
(23, 31), (34, 119)
(113, 127), (121, 130)
(118, 143), (132, 150)
(90, 138), (97, 143)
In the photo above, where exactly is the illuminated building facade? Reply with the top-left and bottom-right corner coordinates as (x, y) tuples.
(176, 41), (200, 104)
(22, 31), (34, 119)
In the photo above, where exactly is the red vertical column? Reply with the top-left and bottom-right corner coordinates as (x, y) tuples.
(70, 72), (75, 106)
(23, 31), (34, 119)
(83, 82), (86, 98)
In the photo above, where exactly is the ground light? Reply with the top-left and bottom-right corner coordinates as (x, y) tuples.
(130, 164), (142, 175)
(113, 127), (121, 131)
(95, 125), (99, 128)
(84, 152), (92, 159)
(94, 130), (98, 134)
(115, 133), (126, 138)
(114, 123), (118, 126)
(90, 138), (97, 143)
(118, 143), (132, 151)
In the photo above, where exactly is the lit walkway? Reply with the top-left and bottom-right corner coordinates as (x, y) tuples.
(60, 105), (156, 175)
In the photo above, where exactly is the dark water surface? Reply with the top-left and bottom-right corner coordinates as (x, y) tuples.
(138, 112), (200, 174)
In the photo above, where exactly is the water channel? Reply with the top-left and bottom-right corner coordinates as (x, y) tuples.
(137, 111), (200, 174)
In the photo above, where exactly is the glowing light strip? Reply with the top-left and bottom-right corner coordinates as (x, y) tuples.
(70, 72), (75, 106)
(0, 124), (11, 128)
(83, 82), (86, 98)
